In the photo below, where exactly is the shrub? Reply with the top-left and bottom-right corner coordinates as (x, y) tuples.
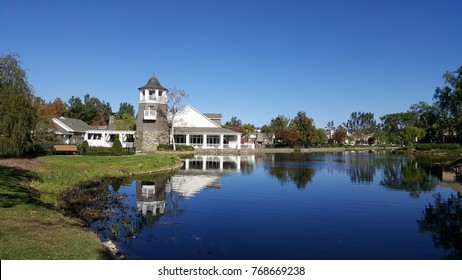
(415, 143), (461, 151)
(293, 146), (301, 154)
(157, 144), (173, 151)
(157, 144), (194, 151)
(112, 138), (123, 156)
(81, 146), (131, 156)
(79, 141), (89, 155)
(30, 140), (55, 156)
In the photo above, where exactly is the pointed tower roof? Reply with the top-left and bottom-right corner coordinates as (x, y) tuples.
(138, 76), (168, 91)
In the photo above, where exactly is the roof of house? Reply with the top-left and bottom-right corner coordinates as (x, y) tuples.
(138, 76), (168, 91)
(53, 117), (93, 133)
(203, 113), (222, 119)
(174, 127), (241, 135)
(203, 113), (222, 126)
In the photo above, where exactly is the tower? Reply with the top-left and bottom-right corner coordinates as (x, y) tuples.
(135, 76), (169, 152)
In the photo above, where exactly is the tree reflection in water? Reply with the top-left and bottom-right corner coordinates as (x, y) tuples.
(418, 193), (462, 259)
(268, 166), (315, 189)
(345, 154), (376, 184)
(379, 157), (438, 198)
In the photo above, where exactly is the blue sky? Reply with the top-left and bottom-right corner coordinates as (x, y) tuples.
(1, 0), (461, 128)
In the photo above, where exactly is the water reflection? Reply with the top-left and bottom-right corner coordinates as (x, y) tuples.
(379, 157), (439, 198)
(262, 153), (316, 189)
(418, 193), (462, 259)
(345, 153), (376, 184)
(78, 153), (462, 259)
(136, 179), (168, 222)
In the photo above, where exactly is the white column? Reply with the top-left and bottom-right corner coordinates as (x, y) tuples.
(186, 134), (190, 145)
(236, 156), (241, 171)
(203, 134), (207, 148)
(202, 156), (207, 170)
(237, 134), (241, 149)
(219, 156), (224, 171)
(219, 134), (224, 149)
(184, 159), (190, 170)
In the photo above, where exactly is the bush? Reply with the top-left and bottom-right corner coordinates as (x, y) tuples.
(30, 140), (55, 156)
(81, 146), (131, 156)
(415, 143), (461, 151)
(79, 141), (89, 155)
(157, 144), (194, 151)
(293, 146), (301, 154)
(112, 138), (123, 156)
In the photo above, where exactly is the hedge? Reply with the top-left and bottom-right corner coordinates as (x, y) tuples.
(415, 143), (461, 151)
(157, 144), (194, 151)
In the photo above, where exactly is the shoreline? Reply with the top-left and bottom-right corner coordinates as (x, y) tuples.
(156, 146), (399, 155)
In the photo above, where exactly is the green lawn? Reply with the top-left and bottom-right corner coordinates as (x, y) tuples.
(0, 154), (181, 259)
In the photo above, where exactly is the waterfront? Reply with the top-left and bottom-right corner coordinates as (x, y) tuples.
(85, 152), (461, 259)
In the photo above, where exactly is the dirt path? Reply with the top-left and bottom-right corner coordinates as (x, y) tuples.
(0, 158), (46, 173)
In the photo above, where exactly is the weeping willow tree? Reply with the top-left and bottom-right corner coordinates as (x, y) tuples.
(0, 54), (37, 157)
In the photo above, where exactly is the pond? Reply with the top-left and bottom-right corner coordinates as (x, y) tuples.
(78, 152), (462, 259)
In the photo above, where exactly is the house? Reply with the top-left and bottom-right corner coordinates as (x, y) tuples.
(255, 130), (275, 148)
(52, 116), (135, 148)
(135, 76), (245, 152)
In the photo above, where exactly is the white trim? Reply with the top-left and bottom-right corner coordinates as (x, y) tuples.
(52, 118), (74, 132)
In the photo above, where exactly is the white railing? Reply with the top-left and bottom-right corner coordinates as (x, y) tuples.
(146, 96), (167, 103)
(144, 110), (157, 120)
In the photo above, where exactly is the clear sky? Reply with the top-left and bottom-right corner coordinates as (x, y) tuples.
(2, 0), (461, 128)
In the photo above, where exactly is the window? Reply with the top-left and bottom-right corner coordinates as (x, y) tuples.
(191, 135), (203, 144)
(175, 135), (186, 144)
(207, 136), (219, 144)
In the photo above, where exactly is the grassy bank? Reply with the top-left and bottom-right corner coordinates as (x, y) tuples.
(0, 154), (181, 259)
(31, 154), (181, 206)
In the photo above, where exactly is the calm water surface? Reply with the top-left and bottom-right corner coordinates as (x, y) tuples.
(88, 152), (462, 259)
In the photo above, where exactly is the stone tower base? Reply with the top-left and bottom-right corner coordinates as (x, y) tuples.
(135, 131), (169, 153)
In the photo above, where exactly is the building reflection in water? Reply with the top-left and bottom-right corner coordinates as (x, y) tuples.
(136, 155), (255, 215)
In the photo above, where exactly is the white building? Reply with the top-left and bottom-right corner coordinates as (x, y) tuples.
(52, 117), (135, 148)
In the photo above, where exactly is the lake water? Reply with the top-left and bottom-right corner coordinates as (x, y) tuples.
(88, 152), (462, 259)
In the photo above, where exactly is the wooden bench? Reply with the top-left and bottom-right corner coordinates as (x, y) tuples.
(53, 145), (79, 155)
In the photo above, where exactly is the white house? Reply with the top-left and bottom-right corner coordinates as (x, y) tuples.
(171, 105), (243, 149)
(52, 117), (135, 148)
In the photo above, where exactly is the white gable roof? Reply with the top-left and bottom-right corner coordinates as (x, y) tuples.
(173, 105), (220, 128)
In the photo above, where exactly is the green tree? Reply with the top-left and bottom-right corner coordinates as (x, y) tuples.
(379, 111), (419, 145)
(65, 94), (112, 125)
(290, 111), (317, 146)
(0, 54), (37, 157)
(344, 111), (377, 144)
(268, 115), (291, 144)
(114, 113), (136, 130)
(116, 102), (135, 119)
(315, 128), (328, 146)
(433, 65), (462, 141)
(241, 123), (256, 140)
(402, 126), (426, 147)
(224, 116), (242, 128)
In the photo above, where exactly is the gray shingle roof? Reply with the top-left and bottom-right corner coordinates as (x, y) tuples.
(138, 76), (168, 91)
(203, 113), (222, 119)
(56, 117), (93, 132)
(175, 127), (241, 135)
